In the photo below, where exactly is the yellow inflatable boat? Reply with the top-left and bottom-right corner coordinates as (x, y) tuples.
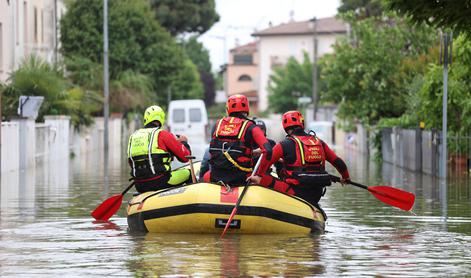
(127, 183), (326, 234)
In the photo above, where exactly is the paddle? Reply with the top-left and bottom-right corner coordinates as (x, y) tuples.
(91, 181), (135, 221)
(220, 154), (264, 238)
(330, 175), (415, 211)
(186, 155), (197, 183)
(91, 160), (200, 221)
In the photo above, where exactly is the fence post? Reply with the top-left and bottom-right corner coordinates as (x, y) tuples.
(416, 127), (422, 172)
(1, 122), (20, 172)
(12, 119), (36, 169)
(44, 116), (70, 161)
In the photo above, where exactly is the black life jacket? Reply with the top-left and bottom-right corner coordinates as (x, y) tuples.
(209, 116), (254, 173)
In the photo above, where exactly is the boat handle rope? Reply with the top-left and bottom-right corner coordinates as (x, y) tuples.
(218, 181), (232, 194)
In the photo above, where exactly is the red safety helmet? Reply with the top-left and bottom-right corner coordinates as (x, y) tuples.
(282, 110), (305, 130)
(226, 94), (249, 115)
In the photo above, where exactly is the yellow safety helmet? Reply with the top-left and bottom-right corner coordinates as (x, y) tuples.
(143, 105), (165, 126)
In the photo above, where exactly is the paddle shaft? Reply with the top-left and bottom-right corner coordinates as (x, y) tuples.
(121, 181), (136, 196)
(220, 154), (264, 238)
(186, 156), (197, 183)
(330, 175), (367, 190)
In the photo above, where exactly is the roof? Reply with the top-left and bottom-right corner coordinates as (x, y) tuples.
(230, 41), (258, 53)
(253, 17), (347, 37)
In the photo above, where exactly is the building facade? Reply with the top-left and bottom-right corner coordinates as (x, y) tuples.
(253, 17), (348, 111)
(0, 0), (65, 82)
(225, 41), (259, 113)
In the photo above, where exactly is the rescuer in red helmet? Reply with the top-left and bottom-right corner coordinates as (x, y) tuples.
(203, 94), (272, 185)
(247, 110), (350, 206)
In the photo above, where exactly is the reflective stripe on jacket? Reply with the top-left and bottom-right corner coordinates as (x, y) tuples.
(127, 128), (172, 178)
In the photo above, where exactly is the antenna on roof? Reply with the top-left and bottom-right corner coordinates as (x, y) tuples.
(289, 10), (294, 22)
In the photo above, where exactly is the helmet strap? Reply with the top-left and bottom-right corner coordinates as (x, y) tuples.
(145, 121), (161, 129)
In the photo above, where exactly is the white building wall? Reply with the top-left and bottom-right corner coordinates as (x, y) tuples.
(0, 0), (65, 82)
(257, 33), (343, 111)
(0, 0), (14, 81)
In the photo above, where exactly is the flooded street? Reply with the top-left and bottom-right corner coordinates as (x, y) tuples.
(1, 147), (470, 277)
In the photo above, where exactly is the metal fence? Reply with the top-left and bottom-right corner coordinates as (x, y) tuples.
(381, 128), (471, 176)
(448, 135), (471, 176)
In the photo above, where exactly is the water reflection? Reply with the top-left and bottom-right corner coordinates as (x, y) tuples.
(126, 234), (325, 277)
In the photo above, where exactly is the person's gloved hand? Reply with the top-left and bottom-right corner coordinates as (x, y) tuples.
(246, 175), (262, 185)
(176, 134), (188, 142)
(340, 177), (350, 186)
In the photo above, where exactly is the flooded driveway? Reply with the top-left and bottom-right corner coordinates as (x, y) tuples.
(1, 147), (470, 277)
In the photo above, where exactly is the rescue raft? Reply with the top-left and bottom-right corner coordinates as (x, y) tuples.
(127, 182), (326, 234)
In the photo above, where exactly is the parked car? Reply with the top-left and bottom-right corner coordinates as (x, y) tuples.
(167, 100), (209, 146)
(305, 121), (334, 145)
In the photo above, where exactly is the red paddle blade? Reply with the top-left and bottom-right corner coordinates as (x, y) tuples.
(91, 194), (124, 221)
(368, 186), (415, 211)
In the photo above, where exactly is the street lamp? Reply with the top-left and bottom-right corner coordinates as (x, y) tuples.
(309, 17), (318, 121)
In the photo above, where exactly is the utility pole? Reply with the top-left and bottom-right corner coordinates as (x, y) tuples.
(54, 0), (58, 64)
(440, 32), (452, 179)
(1, 89), (2, 177)
(103, 0), (110, 186)
(310, 17), (318, 120)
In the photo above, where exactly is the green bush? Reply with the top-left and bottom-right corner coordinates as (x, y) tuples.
(1, 56), (102, 126)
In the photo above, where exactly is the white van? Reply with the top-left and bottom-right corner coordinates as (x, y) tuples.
(167, 99), (209, 146)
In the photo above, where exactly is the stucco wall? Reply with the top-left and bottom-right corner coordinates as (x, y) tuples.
(257, 33), (342, 111)
(227, 64), (258, 95)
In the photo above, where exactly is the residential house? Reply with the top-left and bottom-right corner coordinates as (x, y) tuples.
(0, 0), (65, 82)
(252, 17), (348, 111)
(225, 41), (259, 114)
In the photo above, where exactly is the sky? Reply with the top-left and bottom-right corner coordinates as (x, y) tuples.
(200, 0), (341, 72)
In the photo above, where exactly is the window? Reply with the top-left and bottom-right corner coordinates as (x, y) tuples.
(233, 54), (253, 65)
(238, 74), (252, 82)
(189, 108), (202, 123)
(172, 108), (185, 123)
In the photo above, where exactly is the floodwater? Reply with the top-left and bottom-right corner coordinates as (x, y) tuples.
(1, 146), (471, 277)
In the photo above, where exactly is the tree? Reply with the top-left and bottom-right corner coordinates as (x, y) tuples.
(415, 35), (471, 134)
(199, 70), (216, 106)
(319, 13), (436, 125)
(170, 58), (204, 101)
(386, 0), (471, 33)
(181, 36), (215, 105)
(338, 0), (383, 18)
(181, 36), (212, 73)
(60, 0), (185, 95)
(1, 56), (102, 126)
(150, 0), (219, 36)
(268, 53), (313, 113)
(110, 71), (154, 112)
